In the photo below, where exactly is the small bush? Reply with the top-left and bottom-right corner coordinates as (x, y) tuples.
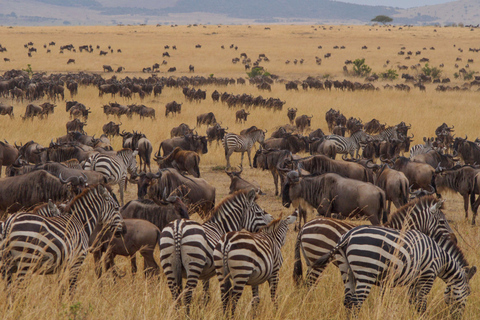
(352, 58), (372, 77)
(381, 69), (398, 80)
(247, 67), (269, 78)
(422, 63), (442, 79)
(464, 70), (475, 80)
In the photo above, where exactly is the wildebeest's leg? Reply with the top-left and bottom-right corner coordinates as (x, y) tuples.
(130, 255), (137, 275)
(141, 248), (159, 277)
(272, 170), (279, 196)
(463, 193), (469, 219)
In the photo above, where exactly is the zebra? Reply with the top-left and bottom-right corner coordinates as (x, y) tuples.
(410, 137), (434, 158)
(293, 196), (453, 286)
(214, 211), (297, 317)
(324, 130), (370, 158)
(370, 125), (401, 141)
(223, 127), (266, 168)
(159, 189), (272, 314)
(0, 184), (124, 292)
(83, 148), (138, 205)
(313, 226), (476, 317)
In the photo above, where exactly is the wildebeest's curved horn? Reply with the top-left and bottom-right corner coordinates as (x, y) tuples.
(452, 150), (458, 157)
(225, 126), (229, 130)
(79, 173), (88, 184)
(237, 165), (243, 175)
(294, 107), (297, 111)
(406, 123), (411, 129)
(409, 133), (414, 139)
(264, 129), (267, 133)
(409, 185), (421, 195)
(310, 114), (313, 118)
(154, 171), (161, 178)
(379, 156), (392, 164)
(427, 185), (436, 195)
(59, 172), (78, 184)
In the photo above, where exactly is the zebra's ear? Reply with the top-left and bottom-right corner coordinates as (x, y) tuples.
(466, 266), (477, 281)
(247, 188), (257, 203)
(98, 184), (108, 198)
(285, 214), (297, 225)
(48, 199), (55, 210)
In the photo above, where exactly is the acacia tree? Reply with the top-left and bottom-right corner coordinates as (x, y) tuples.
(371, 15), (393, 25)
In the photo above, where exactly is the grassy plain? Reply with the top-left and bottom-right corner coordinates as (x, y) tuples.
(0, 24), (479, 320)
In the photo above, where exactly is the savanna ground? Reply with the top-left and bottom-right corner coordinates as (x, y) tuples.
(0, 24), (479, 320)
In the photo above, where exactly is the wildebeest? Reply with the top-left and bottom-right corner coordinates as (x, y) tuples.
(287, 108), (297, 124)
(295, 115), (313, 132)
(144, 168), (215, 218)
(21, 104), (43, 120)
(67, 59), (75, 64)
(309, 139), (337, 159)
(196, 112), (217, 126)
(389, 157), (436, 191)
(412, 149), (458, 169)
(167, 67), (176, 72)
(282, 171), (387, 224)
(15, 141), (46, 164)
(225, 166), (263, 194)
(158, 134), (208, 156)
(102, 121), (122, 138)
(371, 164), (409, 212)
(154, 147), (200, 177)
(295, 155), (373, 182)
(165, 101), (182, 117)
(66, 118), (87, 134)
(253, 148), (294, 196)
(170, 123), (194, 138)
(206, 123), (228, 145)
(235, 109), (250, 123)
(453, 137), (480, 165)
(0, 141), (19, 177)
(0, 170), (83, 214)
(103, 65), (113, 72)
(263, 134), (309, 154)
(0, 103), (14, 119)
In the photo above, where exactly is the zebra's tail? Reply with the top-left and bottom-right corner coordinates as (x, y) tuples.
(221, 241), (232, 301)
(173, 222), (183, 296)
(293, 230), (304, 286)
(312, 232), (350, 269)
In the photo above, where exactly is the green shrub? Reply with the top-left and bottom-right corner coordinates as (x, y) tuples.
(381, 69), (398, 80)
(352, 58), (372, 77)
(422, 63), (442, 79)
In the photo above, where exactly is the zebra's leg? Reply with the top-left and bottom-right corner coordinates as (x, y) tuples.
(230, 278), (246, 318)
(202, 279), (210, 305)
(347, 282), (373, 317)
(118, 178), (125, 206)
(218, 271), (232, 315)
(67, 256), (86, 294)
(251, 285), (260, 316)
(240, 151), (245, 168)
(247, 149), (252, 167)
(226, 150), (233, 169)
(268, 272), (280, 309)
(409, 277), (434, 314)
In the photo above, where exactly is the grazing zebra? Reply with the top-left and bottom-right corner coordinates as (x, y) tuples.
(324, 130), (370, 158)
(159, 189), (272, 314)
(223, 127), (266, 168)
(293, 196), (453, 286)
(214, 212), (297, 317)
(313, 226), (476, 317)
(83, 148), (138, 205)
(0, 185), (124, 292)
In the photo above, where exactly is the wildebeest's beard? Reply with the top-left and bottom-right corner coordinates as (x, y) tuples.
(282, 181), (292, 208)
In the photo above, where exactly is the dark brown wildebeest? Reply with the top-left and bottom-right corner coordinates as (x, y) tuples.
(196, 112), (217, 126)
(167, 67), (176, 72)
(67, 59), (75, 64)
(0, 103), (14, 119)
(235, 109), (250, 123)
(116, 66), (124, 73)
(263, 134), (309, 154)
(0, 141), (19, 177)
(153, 84), (163, 97)
(295, 115), (313, 132)
(165, 101), (182, 117)
(66, 119), (87, 134)
(253, 148), (294, 196)
(346, 117), (363, 135)
(370, 164), (409, 212)
(136, 135), (153, 173)
(309, 128), (325, 140)
(145, 168), (215, 218)
(15, 141), (46, 164)
(211, 90), (220, 102)
(332, 125), (346, 137)
(287, 108), (297, 124)
(282, 171), (387, 224)
(154, 147), (200, 177)
(31, 162), (104, 186)
(411, 149), (458, 169)
(170, 123), (194, 138)
(296, 155), (372, 182)
(225, 166), (263, 194)
(389, 157), (437, 192)
(0, 170), (84, 214)
(21, 104), (43, 120)
(453, 137), (480, 165)
(158, 134), (208, 156)
(102, 121), (122, 138)
(364, 119), (386, 134)
(309, 139), (337, 159)
(189, 65), (194, 72)
(39, 102), (56, 118)
(206, 123), (228, 145)
(103, 65), (113, 72)
(435, 165), (478, 223)
(325, 108), (340, 132)
(285, 81), (298, 90)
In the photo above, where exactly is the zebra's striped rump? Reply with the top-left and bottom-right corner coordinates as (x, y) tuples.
(314, 226), (475, 317)
(214, 212), (297, 316)
(0, 184), (124, 291)
(160, 189), (272, 314)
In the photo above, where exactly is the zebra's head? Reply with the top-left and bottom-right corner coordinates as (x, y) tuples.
(444, 266), (476, 318)
(260, 210), (297, 247)
(242, 188), (273, 232)
(96, 184), (126, 237)
(128, 150), (138, 175)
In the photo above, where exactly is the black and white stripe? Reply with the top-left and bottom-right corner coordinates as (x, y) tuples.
(223, 128), (265, 168)
(214, 212), (296, 317)
(159, 189), (272, 314)
(314, 226), (475, 317)
(293, 196), (453, 286)
(324, 130), (370, 158)
(84, 149), (137, 205)
(0, 185), (124, 292)
(370, 125), (400, 141)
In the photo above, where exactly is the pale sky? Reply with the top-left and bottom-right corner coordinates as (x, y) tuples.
(338, 0), (456, 9)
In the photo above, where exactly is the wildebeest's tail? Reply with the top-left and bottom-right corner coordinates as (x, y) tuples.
(471, 174), (479, 215)
(293, 230), (304, 286)
(380, 190), (388, 223)
(400, 178), (408, 206)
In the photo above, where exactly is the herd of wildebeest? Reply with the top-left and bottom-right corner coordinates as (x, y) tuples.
(0, 34), (479, 317)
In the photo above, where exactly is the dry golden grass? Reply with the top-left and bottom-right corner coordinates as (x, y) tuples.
(0, 24), (479, 320)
